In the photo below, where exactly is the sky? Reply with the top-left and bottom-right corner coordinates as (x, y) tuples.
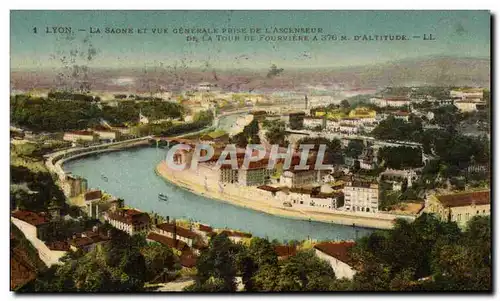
(10, 10), (491, 70)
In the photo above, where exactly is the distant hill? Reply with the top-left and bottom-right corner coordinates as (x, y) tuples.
(10, 56), (490, 93)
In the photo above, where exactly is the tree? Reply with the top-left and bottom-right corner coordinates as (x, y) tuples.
(193, 233), (239, 292)
(253, 250), (335, 292)
(142, 242), (178, 282)
(344, 140), (364, 159)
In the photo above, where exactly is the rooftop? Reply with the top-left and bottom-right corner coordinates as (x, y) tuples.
(274, 245), (297, 258)
(12, 210), (49, 226)
(84, 190), (102, 201)
(198, 224), (213, 233)
(146, 232), (189, 251)
(106, 208), (150, 226)
(156, 223), (198, 239)
(435, 190), (490, 208)
(314, 241), (356, 264)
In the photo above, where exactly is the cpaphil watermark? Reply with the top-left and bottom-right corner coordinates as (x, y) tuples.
(165, 143), (333, 171)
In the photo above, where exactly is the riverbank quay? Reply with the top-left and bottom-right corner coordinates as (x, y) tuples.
(45, 136), (154, 181)
(155, 161), (412, 230)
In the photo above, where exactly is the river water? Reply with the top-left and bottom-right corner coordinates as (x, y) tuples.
(63, 147), (373, 242)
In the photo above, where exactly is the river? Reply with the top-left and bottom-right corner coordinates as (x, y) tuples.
(63, 146), (373, 242)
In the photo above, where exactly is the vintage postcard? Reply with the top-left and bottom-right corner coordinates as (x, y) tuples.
(10, 10), (491, 292)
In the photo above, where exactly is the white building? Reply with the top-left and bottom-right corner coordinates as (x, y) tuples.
(325, 119), (341, 132)
(153, 222), (199, 249)
(370, 97), (411, 108)
(343, 181), (379, 213)
(450, 89), (484, 100)
(103, 208), (150, 236)
(339, 124), (359, 135)
(314, 241), (356, 280)
(454, 100), (484, 112)
(303, 117), (324, 130)
(280, 169), (318, 188)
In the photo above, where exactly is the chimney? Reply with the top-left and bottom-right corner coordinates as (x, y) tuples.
(166, 216), (170, 224)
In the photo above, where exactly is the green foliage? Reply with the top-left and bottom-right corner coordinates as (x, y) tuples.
(349, 214), (490, 291)
(264, 120), (288, 146)
(378, 146), (423, 169)
(297, 137), (342, 164)
(191, 233), (239, 292)
(344, 140), (364, 159)
(253, 250), (335, 292)
(231, 119), (260, 148)
(371, 115), (422, 142)
(33, 235), (148, 292)
(142, 242), (179, 282)
(10, 165), (66, 212)
(10, 94), (184, 132)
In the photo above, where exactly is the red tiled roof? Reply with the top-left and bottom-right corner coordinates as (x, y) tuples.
(46, 240), (70, 251)
(314, 241), (356, 264)
(84, 190), (102, 201)
(156, 223), (198, 239)
(198, 224), (213, 233)
(274, 245), (297, 258)
(11, 210), (49, 226)
(106, 209), (150, 226)
(146, 232), (189, 251)
(436, 190), (490, 208)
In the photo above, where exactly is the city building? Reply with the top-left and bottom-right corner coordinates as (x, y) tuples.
(93, 126), (120, 142)
(454, 100), (485, 112)
(370, 96), (411, 108)
(236, 159), (274, 186)
(84, 189), (103, 219)
(153, 222), (199, 249)
(103, 208), (150, 236)
(314, 241), (356, 280)
(63, 130), (96, 143)
(303, 116), (325, 130)
(288, 112), (306, 130)
(450, 88), (484, 100)
(343, 181), (379, 213)
(280, 169), (319, 188)
(69, 227), (111, 253)
(425, 190), (490, 228)
(64, 174), (88, 197)
(219, 230), (252, 244)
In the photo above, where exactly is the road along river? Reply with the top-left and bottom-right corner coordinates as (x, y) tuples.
(63, 147), (374, 242)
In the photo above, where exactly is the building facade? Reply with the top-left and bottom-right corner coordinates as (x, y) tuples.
(343, 181), (379, 213)
(425, 190), (490, 228)
(103, 208), (150, 236)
